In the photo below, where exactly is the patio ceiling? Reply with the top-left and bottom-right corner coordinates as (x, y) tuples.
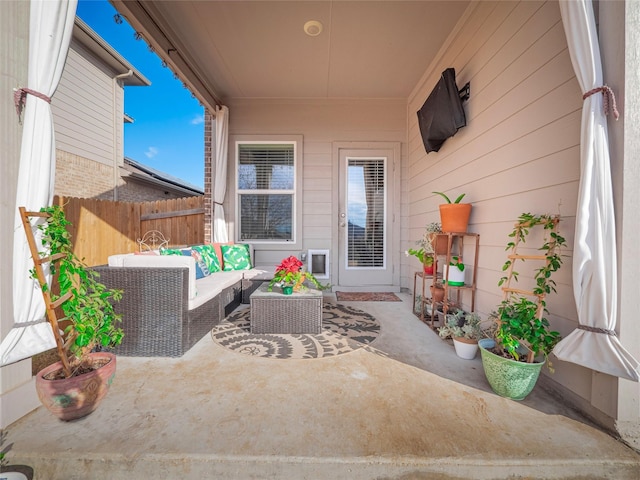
(110, 0), (470, 112)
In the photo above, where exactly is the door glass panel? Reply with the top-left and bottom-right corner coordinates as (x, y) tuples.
(346, 158), (385, 268)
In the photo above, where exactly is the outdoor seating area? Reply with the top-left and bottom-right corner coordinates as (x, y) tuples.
(5, 292), (639, 479)
(93, 243), (274, 357)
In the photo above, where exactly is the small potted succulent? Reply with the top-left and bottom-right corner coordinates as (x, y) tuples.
(267, 255), (329, 294)
(406, 222), (444, 275)
(438, 311), (483, 359)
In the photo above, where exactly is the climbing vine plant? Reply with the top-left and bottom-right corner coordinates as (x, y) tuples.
(492, 213), (567, 363)
(29, 205), (124, 377)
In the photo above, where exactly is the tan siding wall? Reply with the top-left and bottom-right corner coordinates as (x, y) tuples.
(224, 98), (407, 272)
(51, 38), (120, 167)
(407, 1), (611, 416)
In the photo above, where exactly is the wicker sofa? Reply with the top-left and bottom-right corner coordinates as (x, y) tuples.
(93, 250), (273, 357)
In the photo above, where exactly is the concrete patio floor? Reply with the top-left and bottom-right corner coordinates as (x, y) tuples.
(5, 292), (640, 479)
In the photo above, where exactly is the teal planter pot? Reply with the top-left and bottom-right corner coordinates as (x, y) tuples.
(478, 338), (544, 401)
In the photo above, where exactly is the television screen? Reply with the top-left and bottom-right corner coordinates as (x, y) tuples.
(417, 68), (467, 153)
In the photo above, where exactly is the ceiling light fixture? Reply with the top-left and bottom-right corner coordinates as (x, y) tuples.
(304, 20), (323, 37)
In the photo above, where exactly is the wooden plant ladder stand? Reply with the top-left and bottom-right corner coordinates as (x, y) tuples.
(499, 215), (560, 363)
(19, 207), (73, 377)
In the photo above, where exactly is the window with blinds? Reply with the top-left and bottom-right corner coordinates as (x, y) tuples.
(237, 142), (295, 241)
(346, 158), (385, 268)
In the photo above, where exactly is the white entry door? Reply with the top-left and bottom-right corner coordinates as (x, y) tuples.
(337, 146), (398, 288)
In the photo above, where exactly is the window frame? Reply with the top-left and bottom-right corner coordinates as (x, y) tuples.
(232, 136), (302, 247)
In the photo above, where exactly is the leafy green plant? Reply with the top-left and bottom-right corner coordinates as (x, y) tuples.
(449, 256), (465, 272)
(433, 191), (466, 204)
(498, 213), (566, 293)
(406, 222), (442, 265)
(438, 311), (483, 340)
(29, 205), (123, 378)
(492, 297), (560, 362)
(405, 248), (433, 266)
(491, 213), (566, 364)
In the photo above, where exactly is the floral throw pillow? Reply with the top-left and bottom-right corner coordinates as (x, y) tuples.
(221, 244), (252, 271)
(186, 249), (210, 279)
(191, 244), (222, 273)
(160, 247), (209, 279)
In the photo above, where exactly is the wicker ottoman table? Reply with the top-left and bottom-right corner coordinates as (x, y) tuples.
(250, 283), (323, 334)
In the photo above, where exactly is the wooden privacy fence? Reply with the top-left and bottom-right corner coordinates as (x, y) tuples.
(54, 195), (205, 266)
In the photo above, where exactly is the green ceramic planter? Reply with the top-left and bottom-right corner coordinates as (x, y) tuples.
(478, 339), (544, 401)
(282, 285), (293, 295)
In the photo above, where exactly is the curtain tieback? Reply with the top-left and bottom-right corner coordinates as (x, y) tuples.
(213, 201), (224, 206)
(13, 87), (51, 117)
(577, 324), (617, 336)
(583, 85), (619, 120)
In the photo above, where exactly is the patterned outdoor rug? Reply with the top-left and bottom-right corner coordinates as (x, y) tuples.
(210, 303), (380, 359)
(335, 291), (401, 302)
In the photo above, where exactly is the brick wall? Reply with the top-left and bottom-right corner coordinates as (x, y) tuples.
(116, 181), (186, 202)
(204, 110), (213, 243)
(55, 149), (195, 202)
(54, 150), (117, 200)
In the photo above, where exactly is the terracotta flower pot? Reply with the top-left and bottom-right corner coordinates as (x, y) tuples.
(35, 351), (116, 421)
(439, 203), (472, 233)
(430, 285), (445, 303)
(428, 233), (449, 255)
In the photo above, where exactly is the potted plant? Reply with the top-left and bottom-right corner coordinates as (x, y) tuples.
(433, 191), (472, 233)
(430, 282), (445, 303)
(267, 255), (329, 294)
(478, 213), (566, 400)
(405, 222), (444, 274)
(443, 255), (465, 286)
(406, 248), (434, 275)
(24, 205), (124, 421)
(438, 311), (483, 359)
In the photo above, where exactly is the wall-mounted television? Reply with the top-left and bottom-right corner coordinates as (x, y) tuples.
(417, 68), (469, 153)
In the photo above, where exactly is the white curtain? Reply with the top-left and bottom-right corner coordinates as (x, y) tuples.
(553, 0), (640, 381)
(212, 105), (229, 242)
(1, 0), (77, 366)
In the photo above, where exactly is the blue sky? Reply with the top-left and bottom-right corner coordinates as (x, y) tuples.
(76, 0), (205, 189)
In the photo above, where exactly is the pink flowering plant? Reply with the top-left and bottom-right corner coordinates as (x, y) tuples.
(267, 255), (329, 292)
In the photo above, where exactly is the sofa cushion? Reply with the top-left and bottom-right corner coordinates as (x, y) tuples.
(191, 244), (221, 273)
(159, 247), (208, 279)
(211, 242), (232, 268)
(186, 249), (211, 279)
(221, 244), (252, 271)
(189, 270), (244, 310)
(112, 253), (198, 300)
